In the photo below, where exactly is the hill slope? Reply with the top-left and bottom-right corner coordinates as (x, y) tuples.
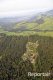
(0, 9), (53, 33)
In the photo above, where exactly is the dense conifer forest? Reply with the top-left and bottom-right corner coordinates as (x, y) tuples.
(0, 33), (53, 80)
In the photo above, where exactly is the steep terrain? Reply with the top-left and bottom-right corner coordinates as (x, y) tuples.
(0, 10), (53, 33)
(0, 34), (53, 80)
(0, 9), (53, 80)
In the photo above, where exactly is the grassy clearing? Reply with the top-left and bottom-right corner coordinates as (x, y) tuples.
(4, 31), (53, 37)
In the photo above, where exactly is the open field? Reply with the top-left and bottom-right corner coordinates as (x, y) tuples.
(2, 31), (53, 37)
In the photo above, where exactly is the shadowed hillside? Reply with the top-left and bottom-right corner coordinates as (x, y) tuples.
(0, 34), (53, 80)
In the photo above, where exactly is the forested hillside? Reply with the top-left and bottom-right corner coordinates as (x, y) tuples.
(0, 10), (53, 80)
(0, 34), (53, 80)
